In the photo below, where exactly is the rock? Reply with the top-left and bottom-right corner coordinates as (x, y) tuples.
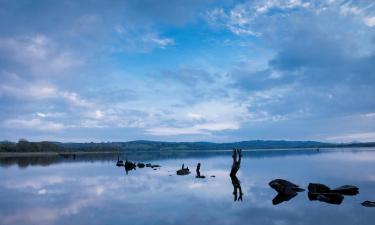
(151, 164), (161, 168)
(211, 175), (216, 178)
(125, 160), (136, 168)
(196, 175), (206, 179)
(269, 179), (305, 195)
(124, 160), (136, 174)
(177, 168), (190, 175)
(361, 201), (375, 207)
(137, 163), (145, 168)
(272, 192), (298, 205)
(176, 164), (190, 176)
(153, 168), (157, 170)
(308, 183), (331, 193)
(145, 163), (152, 167)
(331, 185), (359, 196)
(307, 183), (358, 205)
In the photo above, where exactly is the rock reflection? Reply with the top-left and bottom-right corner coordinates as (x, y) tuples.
(361, 201), (375, 207)
(308, 183), (359, 205)
(230, 148), (243, 201)
(124, 160), (136, 174)
(272, 192), (298, 205)
(269, 179), (304, 205)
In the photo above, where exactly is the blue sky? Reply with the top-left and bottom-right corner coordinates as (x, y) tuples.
(0, 0), (375, 143)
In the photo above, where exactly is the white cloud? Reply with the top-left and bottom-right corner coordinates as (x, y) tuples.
(364, 16), (375, 27)
(0, 34), (83, 76)
(327, 132), (375, 142)
(2, 118), (65, 131)
(206, 0), (375, 36)
(143, 34), (174, 48)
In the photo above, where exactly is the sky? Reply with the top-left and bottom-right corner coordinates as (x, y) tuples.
(0, 0), (375, 143)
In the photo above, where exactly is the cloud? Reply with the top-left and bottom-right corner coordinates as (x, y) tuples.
(327, 132), (375, 142)
(2, 118), (66, 131)
(0, 0), (374, 141)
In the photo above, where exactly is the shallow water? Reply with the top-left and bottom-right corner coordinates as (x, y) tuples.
(1, 148), (375, 225)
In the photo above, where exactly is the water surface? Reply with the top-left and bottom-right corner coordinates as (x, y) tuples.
(1, 148), (375, 225)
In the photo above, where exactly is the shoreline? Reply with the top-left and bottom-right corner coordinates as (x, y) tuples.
(1, 146), (375, 157)
(0, 151), (120, 157)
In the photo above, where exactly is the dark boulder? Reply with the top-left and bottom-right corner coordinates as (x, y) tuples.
(308, 183), (331, 193)
(146, 163), (152, 167)
(176, 164), (190, 175)
(177, 168), (190, 175)
(361, 201), (375, 207)
(125, 160), (136, 170)
(137, 163), (145, 168)
(151, 164), (161, 168)
(269, 179), (305, 195)
(331, 185), (359, 196)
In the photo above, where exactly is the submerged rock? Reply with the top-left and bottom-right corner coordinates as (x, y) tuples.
(137, 163), (145, 168)
(269, 179), (305, 195)
(146, 163), (152, 167)
(361, 201), (375, 207)
(151, 164), (161, 168)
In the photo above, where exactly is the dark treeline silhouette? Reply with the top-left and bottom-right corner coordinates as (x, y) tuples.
(2, 139), (375, 153)
(0, 139), (121, 153)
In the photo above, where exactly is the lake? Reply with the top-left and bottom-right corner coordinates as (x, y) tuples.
(1, 148), (375, 225)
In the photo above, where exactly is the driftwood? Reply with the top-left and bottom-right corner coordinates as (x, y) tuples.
(230, 148), (243, 201)
(196, 163), (205, 178)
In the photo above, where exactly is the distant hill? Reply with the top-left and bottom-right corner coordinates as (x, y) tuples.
(1, 139), (375, 153)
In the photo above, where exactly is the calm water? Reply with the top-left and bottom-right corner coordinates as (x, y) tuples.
(1, 148), (375, 225)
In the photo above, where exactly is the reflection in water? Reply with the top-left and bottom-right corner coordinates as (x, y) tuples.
(230, 148), (243, 201)
(269, 179), (304, 205)
(362, 201), (375, 207)
(230, 173), (243, 201)
(272, 192), (298, 205)
(307, 183), (359, 205)
(1, 149), (375, 225)
(124, 160), (136, 174)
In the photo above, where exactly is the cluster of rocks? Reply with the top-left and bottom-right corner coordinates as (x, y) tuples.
(268, 179), (371, 206)
(308, 183), (358, 205)
(116, 156), (161, 174)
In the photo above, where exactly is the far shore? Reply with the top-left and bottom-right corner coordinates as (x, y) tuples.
(1, 146), (375, 157)
(0, 151), (120, 157)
